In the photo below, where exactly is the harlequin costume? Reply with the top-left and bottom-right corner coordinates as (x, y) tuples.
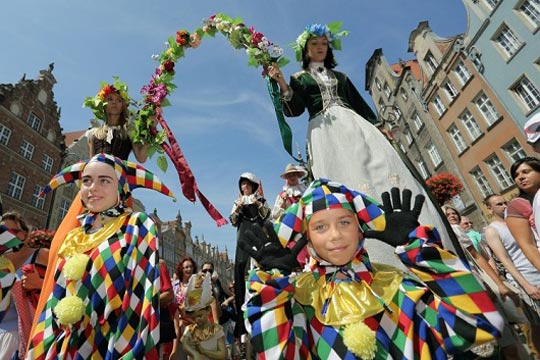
(246, 179), (503, 359)
(26, 153), (175, 359)
(277, 23), (458, 265)
(29, 79), (141, 346)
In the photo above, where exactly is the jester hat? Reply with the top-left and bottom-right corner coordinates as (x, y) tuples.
(293, 22), (349, 62)
(275, 178), (385, 247)
(41, 153), (175, 202)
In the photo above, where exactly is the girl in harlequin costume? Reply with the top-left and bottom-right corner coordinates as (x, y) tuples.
(266, 23), (458, 263)
(30, 78), (150, 347)
(26, 153), (175, 359)
(241, 178), (503, 359)
(180, 272), (227, 359)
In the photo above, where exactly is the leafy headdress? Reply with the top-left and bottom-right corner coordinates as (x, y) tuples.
(82, 76), (131, 123)
(292, 22), (349, 62)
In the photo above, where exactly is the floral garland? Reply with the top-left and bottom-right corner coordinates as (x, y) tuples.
(129, 13), (289, 226)
(426, 172), (464, 206)
(132, 13), (289, 171)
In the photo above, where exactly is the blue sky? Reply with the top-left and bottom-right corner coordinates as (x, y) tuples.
(1, 1), (466, 258)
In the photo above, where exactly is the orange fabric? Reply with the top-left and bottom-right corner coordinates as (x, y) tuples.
(28, 193), (83, 344)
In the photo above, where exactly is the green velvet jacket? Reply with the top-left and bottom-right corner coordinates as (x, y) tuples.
(282, 69), (378, 125)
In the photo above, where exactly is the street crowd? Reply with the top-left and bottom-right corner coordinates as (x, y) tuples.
(1, 22), (540, 360)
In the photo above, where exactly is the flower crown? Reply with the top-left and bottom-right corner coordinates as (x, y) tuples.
(83, 76), (131, 122)
(292, 21), (348, 62)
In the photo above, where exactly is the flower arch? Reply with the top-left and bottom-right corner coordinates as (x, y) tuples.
(131, 14), (290, 226)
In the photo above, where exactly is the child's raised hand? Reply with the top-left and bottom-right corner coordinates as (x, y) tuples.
(364, 188), (424, 247)
(240, 222), (306, 274)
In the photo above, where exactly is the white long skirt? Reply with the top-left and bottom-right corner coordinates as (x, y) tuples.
(307, 105), (456, 267)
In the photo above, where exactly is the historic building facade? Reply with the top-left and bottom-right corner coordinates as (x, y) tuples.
(462, 0), (540, 127)
(366, 18), (534, 226)
(0, 65), (65, 228)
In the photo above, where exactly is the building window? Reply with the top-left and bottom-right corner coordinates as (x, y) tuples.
(459, 110), (483, 141)
(27, 113), (42, 132)
(404, 129), (414, 145)
(502, 139), (527, 161)
(383, 83), (392, 98)
(442, 80), (459, 102)
(517, 0), (540, 30)
(493, 24), (523, 58)
(470, 167), (493, 198)
(474, 92), (500, 125)
(42, 154), (54, 173)
(31, 185), (45, 210)
(375, 78), (382, 91)
(417, 160), (430, 180)
(412, 112), (424, 131)
(59, 198), (71, 220)
(453, 61), (472, 86)
(424, 51), (439, 74)
(426, 143), (443, 167)
(400, 88), (409, 101)
(19, 140), (34, 160)
(7, 172), (25, 200)
(448, 124), (468, 153)
(483, 0), (500, 9)
(0, 124), (12, 146)
(511, 76), (540, 111)
(432, 95), (447, 116)
(485, 155), (513, 189)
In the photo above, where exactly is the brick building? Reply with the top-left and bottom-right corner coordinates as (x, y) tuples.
(0, 65), (65, 228)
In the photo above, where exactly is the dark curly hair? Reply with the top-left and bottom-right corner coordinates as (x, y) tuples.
(175, 256), (197, 281)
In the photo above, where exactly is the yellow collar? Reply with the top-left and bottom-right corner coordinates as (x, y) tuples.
(294, 263), (403, 326)
(58, 213), (131, 258)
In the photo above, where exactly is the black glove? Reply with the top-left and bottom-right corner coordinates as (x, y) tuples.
(239, 221), (306, 274)
(364, 188), (425, 247)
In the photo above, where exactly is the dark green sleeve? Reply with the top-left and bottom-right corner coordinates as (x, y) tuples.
(282, 75), (308, 118)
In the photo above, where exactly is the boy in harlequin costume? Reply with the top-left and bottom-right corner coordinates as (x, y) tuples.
(181, 273), (227, 359)
(26, 153), (175, 359)
(241, 178), (504, 359)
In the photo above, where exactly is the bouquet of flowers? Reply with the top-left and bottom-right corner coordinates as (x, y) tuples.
(426, 173), (464, 205)
(27, 228), (54, 249)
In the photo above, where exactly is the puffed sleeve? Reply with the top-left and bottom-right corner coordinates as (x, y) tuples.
(116, 212), (160, 358)
(396, 226), (504, 354)
(246, 270), (311, 359)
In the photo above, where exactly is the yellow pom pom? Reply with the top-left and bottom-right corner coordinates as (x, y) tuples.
(342, 321), (376, 360)
(54, 296), (86, 325)
(63, 253), (89, 281)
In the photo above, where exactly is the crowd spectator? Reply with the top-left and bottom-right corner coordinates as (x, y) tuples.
(443, 205), (522, 358)
(229, 172), (270, 339)
(484, 194), (540, 356)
